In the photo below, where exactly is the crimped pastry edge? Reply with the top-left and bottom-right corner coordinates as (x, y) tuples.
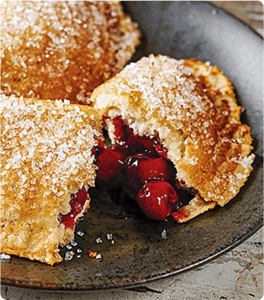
(91, 54), (254, 221)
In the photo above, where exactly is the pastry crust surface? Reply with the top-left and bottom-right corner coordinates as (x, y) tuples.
(0, 1), (140, 104)
(0, 95), (101, 265)
(91, 54), (254, 221)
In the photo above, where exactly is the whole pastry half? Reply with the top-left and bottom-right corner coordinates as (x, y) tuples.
(0, 95), (102, 265)
(0, 1), (140, 104)
(91, 54), (254, 223)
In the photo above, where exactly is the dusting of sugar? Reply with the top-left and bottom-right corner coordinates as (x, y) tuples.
(64, 251), (75, 261)
(231, 154), (255, 169)
(229, 186), (237, 195)
(189, 156), (198, 165)
(106, 233), (113, 240)
(96, 237), (103, 244)
(161, 229), (167, 239)
(77, 230), (84, 237)
(115, 55), (217, 146)
(0, 95), (98, 257)
(96, 253), (102, 259)
(0, 1), (141, 104)
(0, 253), (11, 260)
(70, 239), (78, 247)
(236, 173), (247, 179)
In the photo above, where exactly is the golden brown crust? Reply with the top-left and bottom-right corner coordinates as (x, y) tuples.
(0, 1), (140, 104)
(91, 54), (254, 221)
(173, 195), (217, 223)
(0, 95), (102, 265)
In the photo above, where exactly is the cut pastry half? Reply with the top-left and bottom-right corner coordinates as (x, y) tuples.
(91, 54), (254, 223)
(0, 95), (102, 265)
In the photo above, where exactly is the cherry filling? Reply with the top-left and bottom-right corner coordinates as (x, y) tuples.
(122, 154), (175, 195)
(137, 181), (179, 220)
(59, 187), (89, 229)
(95, 116), (192, 221)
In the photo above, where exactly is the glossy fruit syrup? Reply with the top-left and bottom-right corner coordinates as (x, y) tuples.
(59, 187), (89, 229)
(94, 116), (193, 221)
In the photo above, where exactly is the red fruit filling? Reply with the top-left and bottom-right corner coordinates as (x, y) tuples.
(137, 181), (179, 220)
(113, 117), (158, 155)
(59, 187), (89, 229)
(95, 116), (192, 221)
(171, 211), (188, 222)
(122, 154), (175, 192)
(95, 146), (126, 188)
(112, 117), (131, 151)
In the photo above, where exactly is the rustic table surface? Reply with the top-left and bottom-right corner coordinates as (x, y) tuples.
(1, 2), (263, 300)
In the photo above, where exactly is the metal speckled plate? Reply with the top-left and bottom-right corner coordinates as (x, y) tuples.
(1, 1), (263, 291)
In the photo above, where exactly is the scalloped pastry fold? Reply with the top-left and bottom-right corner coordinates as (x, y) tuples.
(91, 54), (254, 222)
(0, 95), (102, 265)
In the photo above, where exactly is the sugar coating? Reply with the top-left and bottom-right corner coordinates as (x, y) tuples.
(117, 55), (213, 131)
(0, 1), (140, 104)
(0, 94), (100, 265)
(1, 95), (97, 200)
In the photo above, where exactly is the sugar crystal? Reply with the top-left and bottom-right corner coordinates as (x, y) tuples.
(0, 1), (140, 104)
(65, 251), (75, 261)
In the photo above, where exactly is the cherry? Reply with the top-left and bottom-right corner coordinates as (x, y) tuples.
(122, 154), (175, 191)
(92, 139), (105, 159)
(95, 147), (126, 188)
(154, 141), (169, 160)
(59, 188), (88, 229)
(129, 133), (157, 154)
(136, 181), (179, 220)
(112, 117), (131, 152)
(93, 116), (189, 221)
(112, 116), (169, 158)
(97, 139), (106, 153)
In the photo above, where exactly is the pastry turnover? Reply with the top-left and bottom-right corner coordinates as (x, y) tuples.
(0, 1), (140, 105)
(91, 54), (254, 223)
(0, 95), (102, 265)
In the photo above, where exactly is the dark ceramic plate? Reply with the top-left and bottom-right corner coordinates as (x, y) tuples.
(1, 1), (263, 291)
